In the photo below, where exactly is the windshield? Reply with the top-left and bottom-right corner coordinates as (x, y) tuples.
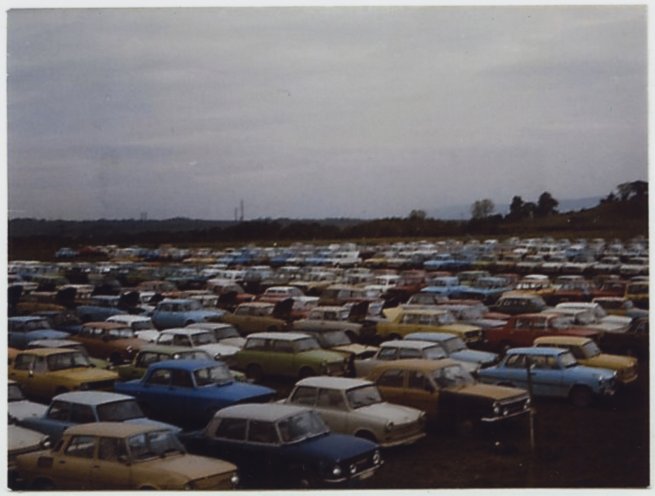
(177, 350), (212, 361)
(47, 351), (92, 371)
(216, 327), (240, 339)
(442, 337), (466, 353)
(295, 337), (320, 352)
(8, 383), (24, 401)
(580, 341), (601, 358)
(193, 364), (233, 386)
(432, 365), (475, 389)
(191, 332), (217, 346)
(550, 316), (573, 329)
(423, 346), (448, 360)
(97, 400), (144, 421)
(321, 330), (351, 347)
(346, 385), (382, 409)
(127, 430), (185, 461)
(559, 351), (578, 368)
(277, 411), (329, 444)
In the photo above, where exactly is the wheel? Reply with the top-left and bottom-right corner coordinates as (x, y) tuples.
(32, 478), (55, 490)
(246, 364), (263, 382)
(298, 367), (316, 379)
(569, 385), (594, 407)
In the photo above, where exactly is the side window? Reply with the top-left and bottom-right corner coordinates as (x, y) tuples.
(377, 347), (397, 361)
(172, 335), (191, 347)
(157, 334), (174, 345)
(408, 371), (431, 392)
(70, 404), (96, 423)
(98, 437), (127, 461)
(47, 401), (72, 421)
(289, 386), (317, 406)
(64, 435), (96, 458)
(146, 369), (172, 386)
(33, 357), (48, 373)
(14, 354), (34, 370)
(376, 369), (405, 388)
(505, 354), (527, 369)
(136, 352), (158, 368)
(272, 340), (293, 353)
(170, 369), (194, 388)
(244, 338), (266, 351)
(248, 421), (278, 444)
(568, 346), (584, 359)
(317, 389), (346, 409)
(214, 418), (247, 441)
(398, 348), (422, 359)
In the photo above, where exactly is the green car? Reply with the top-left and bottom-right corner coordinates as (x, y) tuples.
(234, 332), (349, 382)
(116, 345), (247, 382)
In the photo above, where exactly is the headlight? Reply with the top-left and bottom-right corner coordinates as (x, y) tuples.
(492, 402), (500, 415)
(40, 438), (51, 449)
(230, 473), (240, 488)
(349, 463), (357, 475)
(332, 465), (342, 477)
(372, 450), (381, 465)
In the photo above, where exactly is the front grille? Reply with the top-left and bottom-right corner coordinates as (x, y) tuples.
(387, 421), (423, 441)
(191, 473), (233, 490)
(346, 453), (376, 477)
(500, 397), (530, 416)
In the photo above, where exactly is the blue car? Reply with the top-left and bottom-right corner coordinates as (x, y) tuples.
(420, 276), (469, 297)
(19, 391), (180, 443)
(403, 332), (498, 368)
(455, 276), (514, 304)
(8, 316), (70, 349)
(114, 359), (275, 428)
(151, 298), (225, 329)
(477, 347), (617, 407)
(181, 403), (382, 488)
(76, 295), (129, 322)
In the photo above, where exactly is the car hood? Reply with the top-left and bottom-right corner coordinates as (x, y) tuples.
(209, 382), (276, 403)
(297, 349), (346, 363)
(333, 343), (378, 358)
(8, 424), (48, 453)
(467, 318), (506, 329)
(8, 400), (48, 422)
(124, 417), (182, 434)
(197, 343), (240, 357)
(354, 402), (422, 424)
(50, 367), (118, 381)
(284, 432), (377, 462)
(454, 383), (527, 402)
(140, 453), (235, 480)
(583, 354), (637, 371)
(219, 337), (246, 349)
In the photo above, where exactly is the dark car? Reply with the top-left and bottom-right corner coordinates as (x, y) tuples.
(181, 403), (382, 488)
(114, 359), (275, 428)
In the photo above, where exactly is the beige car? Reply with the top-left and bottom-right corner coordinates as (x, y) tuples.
(14, 422), (239, 490)
(534, 335), (638, 384)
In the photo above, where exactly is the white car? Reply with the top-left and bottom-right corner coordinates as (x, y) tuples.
(107, 314), (159, 342)
(186, 322), (246, 348)
(554, 302), (631, 332)
(8, 381), (47, 422)
(155, 328), (240, 363)
(283, 376), (426, 448)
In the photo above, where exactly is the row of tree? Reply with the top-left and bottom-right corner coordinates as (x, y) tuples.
(470, 192), (559, 220)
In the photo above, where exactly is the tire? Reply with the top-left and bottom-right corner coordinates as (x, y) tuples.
(246, 364), (263, 382)
(32, 478), (55, 491)
(298, 367), (316, 379)
(569, 385), (594, 407)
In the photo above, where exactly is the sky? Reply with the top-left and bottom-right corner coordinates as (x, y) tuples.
(6, 5), (648, 220)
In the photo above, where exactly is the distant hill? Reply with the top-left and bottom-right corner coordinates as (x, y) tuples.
(427, 196), (603, 220)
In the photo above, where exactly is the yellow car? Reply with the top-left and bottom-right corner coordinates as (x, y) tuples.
(14, 422), (239, 490)
(377, 308), (483, 345)
(8, 348), (118, 401)
(534, 335), (638, 384)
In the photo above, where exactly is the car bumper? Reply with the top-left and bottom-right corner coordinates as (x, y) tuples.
(480, 407), (532, 423)
(380, 430), (426, 448)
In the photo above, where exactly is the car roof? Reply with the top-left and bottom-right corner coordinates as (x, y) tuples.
(534, 336), (589, 346)
(310, 306), (347, 312)
(53, 391), (134, 405)
(17, 348), (81, 357)
(158, 298), (195, 304)
(380, 340), (440, 349)
(148, 358), (219, 371)
(160, 328), (210, 336)
(64, 422), (164, 438)
(247, 332), (314, 341)
(28, 339), (81, 348)
(214, 403), (310, 422)
(82, 322), (131, 330)
(236, 302), (275, 308)
(9, 316), (50, 322)
(372, 358), (458, 372)
(295, 376), (373, 390)
(404, 332), (457, 342)
(107, 315), (151, 323)
(138, 344), (210, 354)
(506, 347), (567, 356)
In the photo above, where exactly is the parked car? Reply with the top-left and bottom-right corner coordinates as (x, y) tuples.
(292, 304), (372, 341)
(76, 294), (139, 322)
(151, 298), (225, 330)
(478, 347), (617, 406)
(591, 297), (648, 319)
(533, 336), (638, 384)
(106, 315), (159, 342)
(186, 322), (246, 348)
(9, 380), (48, 422)
(403, 332), (498, 369)
(155, 328), (240, 364)
(491, 292), (548, 315)
(221, 301), (291, 335)
(600, 316), (649, 359)
(8, 316), (70, 350)
(482, 313), (600, 354)
(19, 391), (180, 443)
(115, 345), (213, 381)
(366, 359), (531, 431)
(26, 339), (110, 369)
(181, 403), (382, 488)
(13, 422), (239, 490)
(282, 376), (426, 447)
(233, 332), (349, 381)
(9, 348), (118, 402)
(114, 359), (275, 428)
(71, 322), (147, 365)
(8, 422), (50, 489)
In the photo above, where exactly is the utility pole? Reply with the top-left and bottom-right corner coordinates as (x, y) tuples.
(240, 200), (244, 222)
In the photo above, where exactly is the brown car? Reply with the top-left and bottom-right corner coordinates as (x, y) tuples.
(220, 301), (291, 335)
(72, 322), (147, 364)
(14, 422), (239, 490)
(367, 358), (530, 432)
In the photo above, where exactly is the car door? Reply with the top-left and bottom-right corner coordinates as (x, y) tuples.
(268, 340), (295, 377)
(9, 353), (36, 395)
(406, 370), (439, 419)
(56, 434), (98, 489)
(315, 388), (349, 433)
(90, 437), (133, 489)
(526, 354), (564, 398)
(373, 368), (408, 407)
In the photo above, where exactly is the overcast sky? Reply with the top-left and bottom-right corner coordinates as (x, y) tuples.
(7, 6), (647, 220)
